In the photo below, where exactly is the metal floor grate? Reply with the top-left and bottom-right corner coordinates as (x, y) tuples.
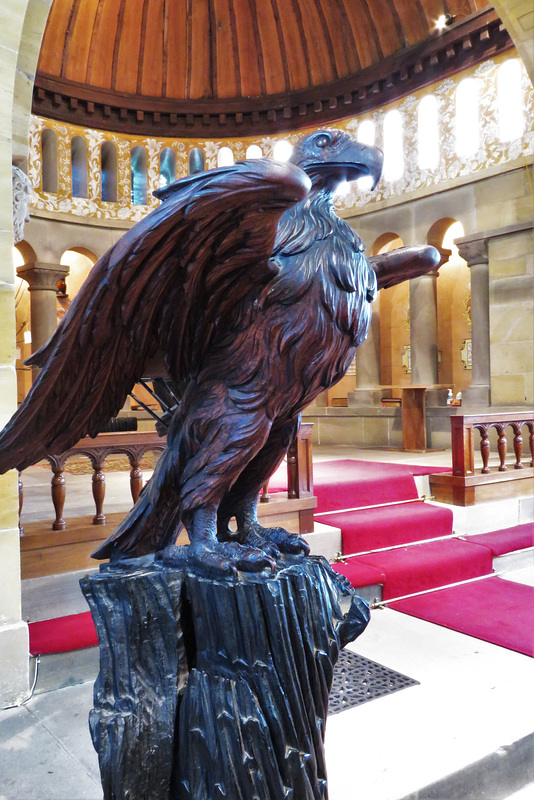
(328, 649), (419, 715)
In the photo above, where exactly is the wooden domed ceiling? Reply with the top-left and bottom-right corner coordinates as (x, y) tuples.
(34, 0), (511, 136)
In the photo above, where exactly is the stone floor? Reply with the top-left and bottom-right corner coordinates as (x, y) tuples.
(2, 444), (533, 800)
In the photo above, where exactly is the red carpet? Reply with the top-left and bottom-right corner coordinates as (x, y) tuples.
(29, 612), (98, 656)
(343, 539), (494, 600)
(331, 559), (385, 589)
(320, 502), (453, 554)
(269, 459), (420, 512)
(390, 578), (534, 657)
(463, 523), (533, 556)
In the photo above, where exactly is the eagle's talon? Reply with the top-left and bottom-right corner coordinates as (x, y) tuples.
(237, 522), (310, 557)
(187, 540), (276, 575)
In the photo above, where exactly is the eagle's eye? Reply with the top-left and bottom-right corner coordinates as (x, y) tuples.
(315, 134), (331, 149)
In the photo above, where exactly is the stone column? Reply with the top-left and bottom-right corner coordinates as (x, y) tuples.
(456, 235), (491, 407)
(17, 262), (69, 359)
(409, 271), (439, 385)
(347, 294), (382, 406)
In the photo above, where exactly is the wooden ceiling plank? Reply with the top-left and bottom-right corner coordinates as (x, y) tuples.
(391, 0), (429, 45)
(256, 0), (290, 94)
(87, 0), (122, 90)
(272, 0), (310, 91)
(345, 1), (383, 67)
(232, 0), (264, 96)
(114, 1), (144, 95)
(136, 0), (152, 95)
(140, 0), (166, 97)
(162, 0), (170, 96)
(418, 0), (452, 27)
(63, 0), (99, 84)
(329, 0), (361, 73)
(165, 0), (188, 98)
(189, 0), (213, 99)
(296, 0), (334, 85)
(315, 0), (349, 79)
(449, 0), (482, 17)
(364, 0), (405, 58)
(227, 0), (243, 95)
(212, 0), (239, 98)
(110, 0), (127, 92)
(38, 0), (76, 78)
(288, 0), (314, 88)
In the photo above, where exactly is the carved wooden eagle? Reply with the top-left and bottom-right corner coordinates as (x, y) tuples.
(0, 130), (439, 572)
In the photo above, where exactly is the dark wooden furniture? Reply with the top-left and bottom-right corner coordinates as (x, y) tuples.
(381, 385), (451, 451)
(19, 424), (316, 579)
(430, 412), (534, 505)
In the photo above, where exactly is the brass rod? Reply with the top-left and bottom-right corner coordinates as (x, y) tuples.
(315, 495), (433, 518)
(371, 571), (501, 609)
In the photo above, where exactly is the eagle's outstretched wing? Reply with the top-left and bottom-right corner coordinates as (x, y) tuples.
(0, 160), (310, 472)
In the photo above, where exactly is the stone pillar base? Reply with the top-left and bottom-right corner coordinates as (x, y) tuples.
(461, 384), (491, 407)
(425, 388), (450, 407)
(0, 622), (29, 707)
(347, 388), (383, 407)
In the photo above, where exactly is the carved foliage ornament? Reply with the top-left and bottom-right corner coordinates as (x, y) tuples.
(12, 166), (33, 244)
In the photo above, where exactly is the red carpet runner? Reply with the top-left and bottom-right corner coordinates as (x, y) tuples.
(390, 578), (534, 657)
(28, 462), (532, 658)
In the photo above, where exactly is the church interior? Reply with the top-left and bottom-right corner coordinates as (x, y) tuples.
(1, 2), (533, 798)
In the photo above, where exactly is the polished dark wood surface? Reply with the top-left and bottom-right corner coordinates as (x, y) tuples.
(430, 412), (534, 505)
(33, 5), (510, 136)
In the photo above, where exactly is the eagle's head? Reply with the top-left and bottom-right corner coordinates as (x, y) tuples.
(289, 129), (383, 192)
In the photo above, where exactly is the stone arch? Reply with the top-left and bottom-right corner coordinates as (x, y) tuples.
(59, 247), (97, 299)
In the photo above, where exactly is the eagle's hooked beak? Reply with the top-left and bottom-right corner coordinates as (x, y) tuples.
(290, 133), (384, 192)
(332, 140), (384, 191)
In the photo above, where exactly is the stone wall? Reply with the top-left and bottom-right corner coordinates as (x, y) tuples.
(489, 224), (534, 406)
(0, 0), (53, 706)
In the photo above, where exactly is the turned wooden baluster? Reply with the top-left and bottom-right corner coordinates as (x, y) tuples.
(287, 439), (298, 499)
(495, 423), (507, 471)
(259, 481), (270, 503)
(476, 424), (491, 474)
(511, 422), (524, 469)
(92, 457), (106, 525)
(18, 474), (23, 536)
(50, 459), (66, 530)
(528, 423), (534, 467)
(129, 454), (143, 504)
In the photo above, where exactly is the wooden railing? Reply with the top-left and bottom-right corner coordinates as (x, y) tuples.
(451, 413), (534, 477)
(19, 423), (314, 533)
(430, 412), (534, 506)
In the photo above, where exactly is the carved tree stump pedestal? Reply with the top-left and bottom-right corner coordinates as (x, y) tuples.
(81, 553), (369, 800)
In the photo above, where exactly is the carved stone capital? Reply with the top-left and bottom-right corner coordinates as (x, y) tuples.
(12, 165), (33, 245)
(17, 262), (69, 291)
(455, 236), (489, 266)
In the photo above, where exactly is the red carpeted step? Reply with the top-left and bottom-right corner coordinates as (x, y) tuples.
(29, 612), (97, 656)
(463, 522), (534, 556)
(331, 559), (385, 589)
(267, 459), (419, 511)
(319, 502), (453, 555)
(390, 577), (534, 657)
(351, 539), (494, 600)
